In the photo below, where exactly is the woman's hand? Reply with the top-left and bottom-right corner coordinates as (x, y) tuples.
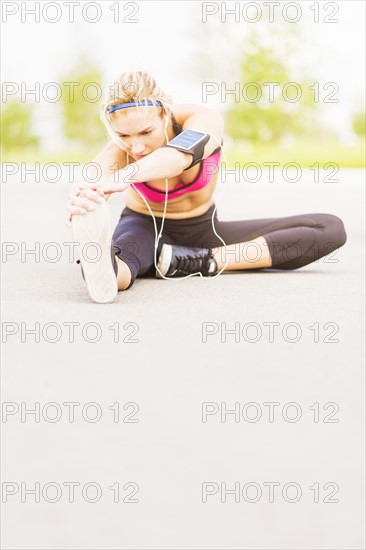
(65, 187), (106, 227)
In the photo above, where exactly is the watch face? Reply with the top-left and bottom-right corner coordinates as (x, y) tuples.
(167, 130), (207, 151)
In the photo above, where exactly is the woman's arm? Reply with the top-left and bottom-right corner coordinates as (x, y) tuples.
(177, 104), (225, 157)
(100, 146), (193, 193)
(87, 140), (128, 200)
(99, 105), (225, 194)
(65, 140), (127, 224)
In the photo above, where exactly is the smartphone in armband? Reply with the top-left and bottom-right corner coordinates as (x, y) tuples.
(164, 129), (210, 170)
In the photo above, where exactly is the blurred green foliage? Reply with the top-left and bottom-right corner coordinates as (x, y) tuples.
(1, 36), (364, 167)
(3, 139), (364, 167)
(225, 138), (365, 168)
(1, 101), (39, 153)
(225, 38), (319, 144)
(352, 111), (366, 137)
(60, 63), (106, 148)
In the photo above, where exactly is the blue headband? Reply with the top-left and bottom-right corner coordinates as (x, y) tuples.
(108, 100), (164, 114)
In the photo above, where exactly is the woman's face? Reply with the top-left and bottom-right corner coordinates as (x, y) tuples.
(110, 107), (168, 160)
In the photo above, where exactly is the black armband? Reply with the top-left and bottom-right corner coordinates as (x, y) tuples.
(163, 129), (210, 170)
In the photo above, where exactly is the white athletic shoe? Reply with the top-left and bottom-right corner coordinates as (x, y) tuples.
(72, 200), (118, 304)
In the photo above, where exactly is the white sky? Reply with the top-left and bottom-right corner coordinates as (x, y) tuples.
(1, 0), (365, 137)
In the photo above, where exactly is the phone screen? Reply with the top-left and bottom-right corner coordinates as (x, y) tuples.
(168, 130), (207, 150)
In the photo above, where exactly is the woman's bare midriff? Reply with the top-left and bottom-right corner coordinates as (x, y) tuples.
(124, 167), (219, 219)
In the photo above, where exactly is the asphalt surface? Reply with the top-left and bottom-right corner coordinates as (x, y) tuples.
(1, 169), (365, 549)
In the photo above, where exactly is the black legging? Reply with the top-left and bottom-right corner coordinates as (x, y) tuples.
(112, 203), (347, 289)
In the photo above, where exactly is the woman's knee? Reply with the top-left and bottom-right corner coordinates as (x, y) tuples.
(113, 232), (142, 260)
(112, 230), (156, 286)
(267, 213), (347, 269)
(320, 214), (347, 251)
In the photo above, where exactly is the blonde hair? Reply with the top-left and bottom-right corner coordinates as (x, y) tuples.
(101, 71), (172, 147)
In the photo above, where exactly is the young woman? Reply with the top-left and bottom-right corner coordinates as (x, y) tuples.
(66, 71), (347, 303)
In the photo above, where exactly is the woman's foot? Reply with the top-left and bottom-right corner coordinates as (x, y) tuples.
(72, 200), (118, 303)
(156, 244), (218, 278)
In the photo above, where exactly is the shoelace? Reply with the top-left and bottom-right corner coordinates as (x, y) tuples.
(175, 251), (211, 275)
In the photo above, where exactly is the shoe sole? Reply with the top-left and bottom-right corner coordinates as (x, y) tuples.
(156, 243), (172, 278)
(72, 201), (118, 303)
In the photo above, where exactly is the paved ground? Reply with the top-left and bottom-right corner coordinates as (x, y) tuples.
(1, 169), (365, 549)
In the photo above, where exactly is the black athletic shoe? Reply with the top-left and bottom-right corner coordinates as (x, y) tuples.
(156, 244), (218, 278)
